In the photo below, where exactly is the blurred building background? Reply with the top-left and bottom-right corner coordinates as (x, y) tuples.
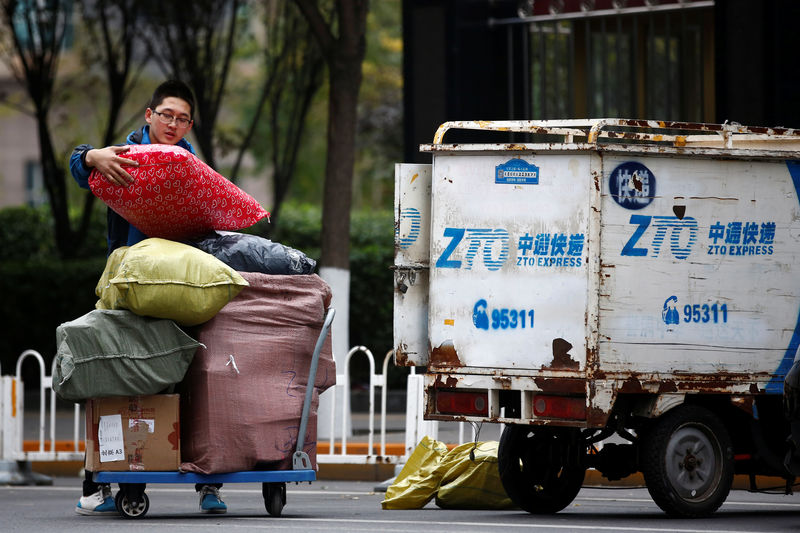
(402, 0), (800, 162)
(3, 0), (800, 204)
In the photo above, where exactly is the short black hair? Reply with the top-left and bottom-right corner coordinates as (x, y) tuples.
(148, 80), (195, 118)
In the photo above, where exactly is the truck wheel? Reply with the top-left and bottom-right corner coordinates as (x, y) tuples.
(498, 425), (585, 514)
(641, 405), (733, 518)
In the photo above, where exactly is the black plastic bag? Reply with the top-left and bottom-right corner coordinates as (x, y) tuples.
(192, 231), (316, 275)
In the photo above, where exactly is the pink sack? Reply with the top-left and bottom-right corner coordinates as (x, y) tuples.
(89, 144), (269, 241)
(179, 272), (335, 474)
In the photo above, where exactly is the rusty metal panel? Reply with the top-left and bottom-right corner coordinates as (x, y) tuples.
(427, 152), (594, 373)
(597, 154), (800, 392)
(393, 164), (432, 366)
(402, 120), (800, 427)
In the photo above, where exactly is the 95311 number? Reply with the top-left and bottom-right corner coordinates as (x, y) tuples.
(491, 308), (535, 330)
(683, 303), (728, 323)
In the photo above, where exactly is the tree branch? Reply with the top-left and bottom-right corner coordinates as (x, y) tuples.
(293, 0), (334, 52)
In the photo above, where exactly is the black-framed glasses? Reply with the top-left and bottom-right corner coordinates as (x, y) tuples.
(151, 109), (192, 128)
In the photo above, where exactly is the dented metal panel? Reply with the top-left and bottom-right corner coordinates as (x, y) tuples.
(393, 164), (432, 366)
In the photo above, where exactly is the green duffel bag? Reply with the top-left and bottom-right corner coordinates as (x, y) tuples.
(53, 309), (202, 402)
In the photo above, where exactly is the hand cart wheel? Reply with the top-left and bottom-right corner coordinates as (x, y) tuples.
(262, 482), (286, 516)
(115, 488), (150, 519)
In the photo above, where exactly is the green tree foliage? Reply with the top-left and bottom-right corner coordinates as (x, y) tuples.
(232, 2), (325, 228)
(354, 0), (402, 210)
(78, 0), (150, 147)
(278, 1), (402, 211)
(142, 0), (246, 169)
(0, 0), (93, 259)
(293, 0), (369, 274)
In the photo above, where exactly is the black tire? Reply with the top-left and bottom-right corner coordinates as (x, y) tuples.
(641, 405), (734, 518)
(497, 425), (585, 514)
(115, 490), (149, 519)
(263, 482), (286, 517)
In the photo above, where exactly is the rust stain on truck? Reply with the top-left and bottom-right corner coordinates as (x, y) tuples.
(545, 338), (580, 370)
(534, 377), (585, 394)
(433, 374), (460, 388)
(430, 341), (463, 367)
(394, 346), (415, 367)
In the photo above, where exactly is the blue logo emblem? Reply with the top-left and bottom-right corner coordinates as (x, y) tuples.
(609, 162), (655, 210)
(473, 299), (489, 330)
(495, 159), (539, 185)
(662, 296), (680, 325)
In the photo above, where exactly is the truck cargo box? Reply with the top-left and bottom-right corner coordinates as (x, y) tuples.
(393, 119), (800, 517)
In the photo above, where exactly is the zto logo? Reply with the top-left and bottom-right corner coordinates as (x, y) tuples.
(609, 162), (655, 210)
(495, 159), (539, 185)
(436, 228), (510, 271)
(621, 215), (698, 259)
(396, 207), (421, 250)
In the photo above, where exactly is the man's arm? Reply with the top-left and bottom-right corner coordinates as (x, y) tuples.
(69, 144), (95, 190)
(69, 145), (138, 188)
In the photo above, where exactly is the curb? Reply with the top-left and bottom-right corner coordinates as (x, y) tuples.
(21, 440), (792, 489)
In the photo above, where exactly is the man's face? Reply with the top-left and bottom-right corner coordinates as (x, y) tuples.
(145, 96), (193, 145)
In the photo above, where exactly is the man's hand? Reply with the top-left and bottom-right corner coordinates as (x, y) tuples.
(85, 146), (139, 187)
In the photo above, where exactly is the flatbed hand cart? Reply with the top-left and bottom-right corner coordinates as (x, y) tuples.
(94, 308), (335, 519)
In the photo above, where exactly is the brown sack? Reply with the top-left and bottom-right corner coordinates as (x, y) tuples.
(179, 272), (335, 474)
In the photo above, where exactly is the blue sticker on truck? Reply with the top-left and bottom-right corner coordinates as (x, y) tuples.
(495, 159), (539, 185)
(609, 162), (655, 210)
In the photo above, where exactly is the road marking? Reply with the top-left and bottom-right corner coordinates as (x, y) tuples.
(6, 485), (800, 509)
(118, 516), (794, 533)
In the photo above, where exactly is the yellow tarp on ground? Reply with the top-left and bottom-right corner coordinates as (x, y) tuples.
(381, 436), (515, 510)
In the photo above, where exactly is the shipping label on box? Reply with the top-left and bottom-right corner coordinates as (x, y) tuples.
(85, 394), (180, 472)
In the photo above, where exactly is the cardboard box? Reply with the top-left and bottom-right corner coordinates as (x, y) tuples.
(85, 394), (180, 472)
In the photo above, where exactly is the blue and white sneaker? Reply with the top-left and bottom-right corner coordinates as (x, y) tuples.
(75, 485), (115, 515)
(199, 485), (227, 514)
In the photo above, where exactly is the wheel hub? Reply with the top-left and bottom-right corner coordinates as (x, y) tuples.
(682, 451), (699, 473)
(665, 426), (720, 499)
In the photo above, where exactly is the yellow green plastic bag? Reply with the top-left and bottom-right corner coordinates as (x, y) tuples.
(435, 441), (514, 509)
(95, 245), (130, 310)
(96, 238), (248, 326)
(381, 436), (449, 509)
(382, 437), (514, 510)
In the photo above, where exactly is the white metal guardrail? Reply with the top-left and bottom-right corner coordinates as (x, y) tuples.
(0, 347), (458, 470)
(2, 350), (83, 464)
(317, 346), (438, 465)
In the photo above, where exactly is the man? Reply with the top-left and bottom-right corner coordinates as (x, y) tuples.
(69, 79), (227, 515)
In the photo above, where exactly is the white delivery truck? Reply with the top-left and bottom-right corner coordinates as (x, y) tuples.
(393, 119), (800, 517)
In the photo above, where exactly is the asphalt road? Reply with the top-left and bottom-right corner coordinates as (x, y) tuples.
(3, 477), (800, 532)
